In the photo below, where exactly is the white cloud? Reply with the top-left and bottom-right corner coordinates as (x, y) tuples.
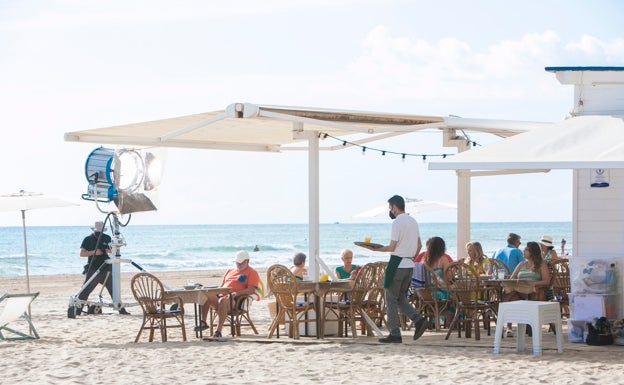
(565, 35), (624, 63)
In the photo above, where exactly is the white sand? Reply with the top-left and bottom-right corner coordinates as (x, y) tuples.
(1, 270), (623, 385)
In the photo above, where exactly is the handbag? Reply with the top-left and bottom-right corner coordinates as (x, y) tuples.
(586, 317), (614, 346)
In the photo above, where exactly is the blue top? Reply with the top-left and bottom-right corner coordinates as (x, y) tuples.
(492, 244), (523, 273)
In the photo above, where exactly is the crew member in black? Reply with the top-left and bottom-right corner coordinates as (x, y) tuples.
(76, 221), (129, 315)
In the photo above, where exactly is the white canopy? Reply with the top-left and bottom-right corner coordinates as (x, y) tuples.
(64, 103), (545, 152)
(64, 102), (546, 279)
(428, 115), (624, 171)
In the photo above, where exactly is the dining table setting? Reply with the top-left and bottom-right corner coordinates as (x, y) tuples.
(164, 285), (232, 338)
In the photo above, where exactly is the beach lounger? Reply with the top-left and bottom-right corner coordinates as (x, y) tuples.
(0, 292), (40, 340)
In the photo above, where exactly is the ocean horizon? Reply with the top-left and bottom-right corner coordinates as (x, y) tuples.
(0, 221), (572, 277)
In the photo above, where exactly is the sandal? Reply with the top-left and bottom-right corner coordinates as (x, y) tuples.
(194, 321), (209, 332)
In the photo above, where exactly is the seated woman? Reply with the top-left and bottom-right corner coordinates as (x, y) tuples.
(290, 252), (308, 280)
(462, 241), (489, 274)
(423, 237), (451, 300)
(335, 248), (359, 279)
(539, 235), (558, 301)
(502, 241), (551, 336)
(539, 235), (559, 261)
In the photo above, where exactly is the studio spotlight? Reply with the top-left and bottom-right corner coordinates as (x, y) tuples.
(83, 146), (164, 214)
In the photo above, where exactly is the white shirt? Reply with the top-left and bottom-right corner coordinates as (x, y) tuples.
(390, 213), (421, 268)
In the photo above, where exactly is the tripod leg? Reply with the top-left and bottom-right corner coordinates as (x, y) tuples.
(67, 264), (108, 319)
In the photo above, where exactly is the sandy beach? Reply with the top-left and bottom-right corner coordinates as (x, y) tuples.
(1, 269), (622, 385)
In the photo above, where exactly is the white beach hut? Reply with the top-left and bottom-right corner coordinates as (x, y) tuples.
(429, 66), (624, 318)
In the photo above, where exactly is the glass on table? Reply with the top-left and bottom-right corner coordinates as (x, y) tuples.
(482, 261), (491, 275)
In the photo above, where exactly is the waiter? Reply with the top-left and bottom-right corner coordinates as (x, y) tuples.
(364, 195), (427, 343)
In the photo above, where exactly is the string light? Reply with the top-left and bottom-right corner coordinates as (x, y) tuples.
(318, 132), (474, 161)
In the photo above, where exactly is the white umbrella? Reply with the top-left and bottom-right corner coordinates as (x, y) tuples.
(0, 190), (81, 294)
(354, 197), (456, 218)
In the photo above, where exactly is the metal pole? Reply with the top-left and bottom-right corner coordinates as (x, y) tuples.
(110, 214), (124, 310)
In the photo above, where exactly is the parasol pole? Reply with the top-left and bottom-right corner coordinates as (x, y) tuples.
(21, 209), (33, 322)
(20, 209), (31, 295)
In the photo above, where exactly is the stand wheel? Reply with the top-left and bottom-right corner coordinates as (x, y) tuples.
(87, 305), (102, 315)
(67, 306), (77, 319)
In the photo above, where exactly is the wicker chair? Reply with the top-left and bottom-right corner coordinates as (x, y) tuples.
(266, 264), (315, 339)
(359, 262), (387, 334)
(483, 258), (511, 324)
(548, 258), (570, 318)
(349, 262), (384, 336)
(415, 265), (451, 332)
(130, 272), (186, 342)
(323, 262), (383, 337)
(443, 262), (492, 340)
(209, 294), (258, 336)
(488, 258), (511, 278)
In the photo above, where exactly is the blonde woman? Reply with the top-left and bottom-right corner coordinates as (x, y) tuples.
(463, 241), (489, 274)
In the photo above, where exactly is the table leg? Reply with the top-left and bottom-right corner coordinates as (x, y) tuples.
(315, 293), (322, 339)
(196, 303), (202, 339)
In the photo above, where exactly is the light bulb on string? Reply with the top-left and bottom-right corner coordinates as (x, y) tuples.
(401, 154), (406, 162)
(422, 155), (427, 164)
(361, 147), (366, 155)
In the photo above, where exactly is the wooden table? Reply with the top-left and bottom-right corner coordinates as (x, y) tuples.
(297, 280), (356, 338)
(165, 287), (231, 338)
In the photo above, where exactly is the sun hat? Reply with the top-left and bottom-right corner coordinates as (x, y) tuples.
(91, 221), (107, 232)
(235, 250), (250, 263)
(539, 235), (554, 247)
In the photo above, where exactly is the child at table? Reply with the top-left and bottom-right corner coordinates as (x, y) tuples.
(335, 248), (359, 279)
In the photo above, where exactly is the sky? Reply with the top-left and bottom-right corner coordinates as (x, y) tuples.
(1, 0), (623, 227)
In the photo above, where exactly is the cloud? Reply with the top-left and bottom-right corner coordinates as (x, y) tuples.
(565, 35), (624, 63)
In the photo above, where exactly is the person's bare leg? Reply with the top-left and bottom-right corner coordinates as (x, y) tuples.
(200, 295), (218, 325)
(216, 296), (232, 335)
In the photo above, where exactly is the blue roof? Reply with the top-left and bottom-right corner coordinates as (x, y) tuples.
(545, 66), (624, 72)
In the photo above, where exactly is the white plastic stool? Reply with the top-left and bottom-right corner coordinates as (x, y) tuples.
(493, 300), (563, 356)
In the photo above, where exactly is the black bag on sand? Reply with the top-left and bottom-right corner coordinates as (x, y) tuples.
(586, 317), (614, 346)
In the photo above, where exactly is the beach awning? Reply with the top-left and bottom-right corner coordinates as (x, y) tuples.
(428, 115), (624, 171)
(64, 103), (545, 152)
(64, 102), (547, 280)
(64, 103), (447, 152)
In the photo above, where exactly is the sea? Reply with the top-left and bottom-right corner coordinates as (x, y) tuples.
(0, 222), (572, 277)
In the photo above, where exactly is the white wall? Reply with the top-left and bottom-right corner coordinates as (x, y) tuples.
(573, 168), (624, 317)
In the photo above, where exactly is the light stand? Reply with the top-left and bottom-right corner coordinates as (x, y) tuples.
(109, 214), (125, 310)
(67, 146), (164, 318)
